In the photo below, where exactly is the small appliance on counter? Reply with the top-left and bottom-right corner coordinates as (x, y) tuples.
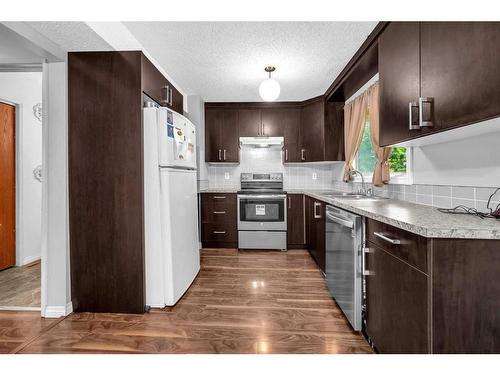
(237, 173), (287, 250)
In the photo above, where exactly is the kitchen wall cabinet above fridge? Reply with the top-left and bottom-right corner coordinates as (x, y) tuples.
(204, 99), (345, 164)
(379, 22), (500, 146)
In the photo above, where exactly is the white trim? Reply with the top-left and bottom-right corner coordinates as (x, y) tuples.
(22, 254), (41, 266)
(42, 301), (72, 318)
(0, 306), (41, 311)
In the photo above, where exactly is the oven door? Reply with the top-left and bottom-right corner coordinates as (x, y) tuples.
(237, 194), (287, 231)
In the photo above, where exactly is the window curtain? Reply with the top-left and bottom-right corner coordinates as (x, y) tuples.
(367, 83), (392, 186)
(343, 92), (368, 182)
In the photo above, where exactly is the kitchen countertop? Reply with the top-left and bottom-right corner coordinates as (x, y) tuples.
(199, 188), (500, 239)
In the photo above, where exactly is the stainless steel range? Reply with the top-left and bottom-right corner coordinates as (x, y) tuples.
(237, 173), (287, 250)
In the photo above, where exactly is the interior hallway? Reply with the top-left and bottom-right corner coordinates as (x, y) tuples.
(0, 250), (372, 354)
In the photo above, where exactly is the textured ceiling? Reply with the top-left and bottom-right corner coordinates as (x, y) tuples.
(26, 22), (112, 52)
(123, 22), (377, 102)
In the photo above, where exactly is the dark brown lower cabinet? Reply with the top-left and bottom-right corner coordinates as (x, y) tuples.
(365, 242), (429, 353)
(286, 194), (305, 248)
(201, 193), (237, 248)
(305, 196), (326, 272)
(364, 218), (500, 354)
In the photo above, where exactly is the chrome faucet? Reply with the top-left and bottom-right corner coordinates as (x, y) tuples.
(349, 169), (373, 196)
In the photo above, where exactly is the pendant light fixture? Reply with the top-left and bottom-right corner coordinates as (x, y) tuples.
(259, 66), (280, 102)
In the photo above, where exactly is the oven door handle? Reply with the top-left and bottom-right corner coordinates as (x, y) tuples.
(239, 194), (287, 199)
(326, 212), (354, 229)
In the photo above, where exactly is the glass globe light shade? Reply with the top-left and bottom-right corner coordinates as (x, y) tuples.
(259, 78), (280, 101)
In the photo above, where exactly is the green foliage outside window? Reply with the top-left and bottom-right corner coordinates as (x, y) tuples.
(356, 117), (407, 174)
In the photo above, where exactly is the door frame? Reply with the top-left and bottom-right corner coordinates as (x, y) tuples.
(0, 66), (44, 312)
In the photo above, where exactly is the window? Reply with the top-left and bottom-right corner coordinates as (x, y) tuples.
(354, 115), (412, 184)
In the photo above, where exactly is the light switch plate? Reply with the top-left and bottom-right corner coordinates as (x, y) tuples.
(224, 172), (230, 180)
(312, 173), (317, 180)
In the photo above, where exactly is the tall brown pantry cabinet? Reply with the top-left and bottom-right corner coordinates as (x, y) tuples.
(68, 51), (183, 314)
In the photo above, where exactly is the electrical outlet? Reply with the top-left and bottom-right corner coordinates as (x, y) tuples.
(312, 173), (317, 180)
(224, 172), (230, 180)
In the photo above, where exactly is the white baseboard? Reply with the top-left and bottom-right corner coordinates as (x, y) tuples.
(43, 301), (73, 318)
(20, 255), (41, 266)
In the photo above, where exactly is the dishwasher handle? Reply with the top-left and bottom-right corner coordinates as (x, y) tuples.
(326, 212), (354, 228)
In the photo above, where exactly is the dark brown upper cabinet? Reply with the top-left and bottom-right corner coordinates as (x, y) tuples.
(300, 97), (344, 162)
(379, 22), (500, 146)
(238, 108), (262, 136)
(261, 108), (285, 137)
(282, 108), (302, 163)
(141, 55), (183, 114)
(205, 107), (239, 163)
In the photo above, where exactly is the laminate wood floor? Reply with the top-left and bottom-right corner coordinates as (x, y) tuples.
(1, 249), (373, 354)
(0, 261), (40, 307)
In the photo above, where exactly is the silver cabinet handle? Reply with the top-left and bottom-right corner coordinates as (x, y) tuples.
(161, 86), (169, 106)
(301, 149), (305, 161)
(218, 149), (222, 161)
(213, 231), (226, 234)
(313, 201), (321, 219)
(213, 211), (226, 214)
(213, 196), (226, 199)
(409, 101), (420, 130)
(285, 149), (288, 161)
(374, 232), (401, 245)
(288, 196), (291, 209)
(363, 247), (375, 276)
(419, 97), (434, 127)
(169, 87), (173, 106)
(223, 149), (226, 161)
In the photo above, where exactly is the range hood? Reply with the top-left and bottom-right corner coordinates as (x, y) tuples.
(239, 136), (284, 148)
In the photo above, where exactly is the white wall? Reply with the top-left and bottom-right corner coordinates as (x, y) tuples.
(0, 72), (42, 266)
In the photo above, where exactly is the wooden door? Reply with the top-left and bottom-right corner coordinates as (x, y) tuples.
(0, 102), (16, 270)
(287, 194), (305, 247)
(379, 22), (421, 146)
(205, 108), (222, 162)
(300, 100), (325, 162)
(261, 108), (284, 137)
(283, 108), (301, 162)
(420, 22), (500, 132)
(365, 243), (429, 353)
(238, 109), (261, 136)
(220, 110), (239, 162)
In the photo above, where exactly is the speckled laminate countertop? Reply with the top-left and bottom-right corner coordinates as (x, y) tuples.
(199, 188), (500, 239)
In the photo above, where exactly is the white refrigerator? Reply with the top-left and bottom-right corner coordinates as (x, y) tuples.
(143, 106), (200, 308)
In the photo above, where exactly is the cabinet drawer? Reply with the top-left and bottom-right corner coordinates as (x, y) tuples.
(366, 218), (428, 273)
(202, 223), (237, 243)
(201, 193), (236, 206)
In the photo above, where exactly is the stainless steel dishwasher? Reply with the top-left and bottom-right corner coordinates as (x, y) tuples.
(325, 205), (363, 331)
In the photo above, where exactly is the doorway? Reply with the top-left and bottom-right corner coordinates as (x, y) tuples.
(0, 70), (43, 311)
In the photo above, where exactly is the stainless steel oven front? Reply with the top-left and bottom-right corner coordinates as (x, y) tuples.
(237, 194), (287, 231)
(237, 193), (287, 250)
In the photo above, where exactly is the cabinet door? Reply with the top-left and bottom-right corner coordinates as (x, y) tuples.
(283, 108), (301, 162)
(170, 85), (184, 114)
(261, 108), (285, 137)
(300, 100), (325, 161)
(365, 244), (429, 353)
(379, 22), (421, 146)
(238, 109), (261, 136)
(205, 108), (222, 162)
(287, 194), (305, 247)
(142, 55), (168, 106)
(421, 22), (500, 132)
(220, 110), (239, 162)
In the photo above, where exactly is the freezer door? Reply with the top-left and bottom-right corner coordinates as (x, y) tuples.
(157, 108), (197, 169)
(160, 168), (200, 306)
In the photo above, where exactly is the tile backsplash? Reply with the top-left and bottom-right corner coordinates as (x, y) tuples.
(205, 146), (500, 212)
